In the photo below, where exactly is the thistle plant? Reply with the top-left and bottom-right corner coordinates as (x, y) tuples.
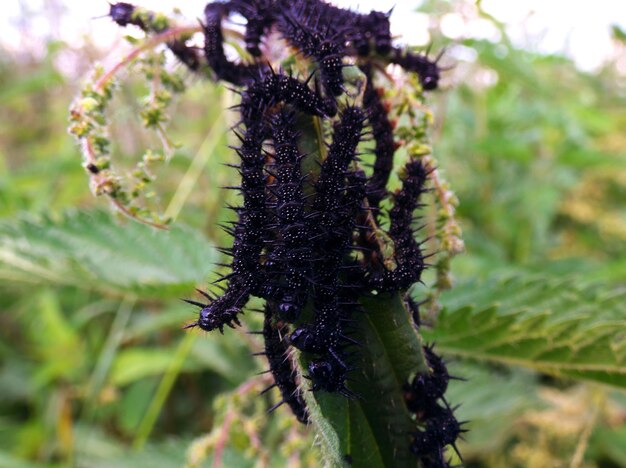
(69, 2), (465, 466)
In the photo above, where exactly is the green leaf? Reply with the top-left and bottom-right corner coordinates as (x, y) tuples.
(189, 334), (258, 384)
(304, 293), (428, 468)
(29, 290), (86, 386)
(0, 209), (216, 297)
(73, 424), (190, 468)
(445, 362), (539, 456)
(424, 275), (626, 389)
(110, 329), (255, 387)
(110, 346), (203, 386)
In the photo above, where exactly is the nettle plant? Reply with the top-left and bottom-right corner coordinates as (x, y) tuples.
(70, 1), (465, 466)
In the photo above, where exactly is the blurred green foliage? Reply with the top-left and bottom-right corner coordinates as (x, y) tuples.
(1, 1), (625, 467)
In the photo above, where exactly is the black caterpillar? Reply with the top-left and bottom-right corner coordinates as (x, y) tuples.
(260, 302), (309, 424)
(361, 65), (396, 213)
(229, 0), (276, 57)
(108, 0), (460, 461)
(109, 2), (201, 70)
(265, 109), (311, 322)
(380, 159), (430, 291)
(275, 1), (347, 97)
(110, 1), (443, 91)
(404, 345), (467, 467)
(288, 109), (365, 346)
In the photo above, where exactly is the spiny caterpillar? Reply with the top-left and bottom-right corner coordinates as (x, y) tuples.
(260, 302), (309, 424)
(361, 64), (397, 214)
(404, 345), (468, 467)
(108, 0), (461, 462)
(264, 109), (311, 322)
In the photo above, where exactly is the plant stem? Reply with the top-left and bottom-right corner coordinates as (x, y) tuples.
(133, 331), (197, 450)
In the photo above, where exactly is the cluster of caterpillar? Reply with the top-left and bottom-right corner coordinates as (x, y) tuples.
(109, 1), (441, 92)
(109, 0), (461, 461)
(403, 343), (467, 468)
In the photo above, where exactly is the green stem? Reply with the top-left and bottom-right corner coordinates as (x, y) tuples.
(84, 295), (136, 415)
(133, 331), (198, 450)
(75, 296), (136, 467)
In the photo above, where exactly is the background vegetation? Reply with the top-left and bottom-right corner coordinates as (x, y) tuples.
(1, 1), (625, 466)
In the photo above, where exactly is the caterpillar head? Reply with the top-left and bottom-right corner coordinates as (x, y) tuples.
(288, 326), (317, 352)
(420, 64), (440, 91)
(278, 298), (301, 322)
(308, 358), (355, 398)
(109, 2), (135, 26)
